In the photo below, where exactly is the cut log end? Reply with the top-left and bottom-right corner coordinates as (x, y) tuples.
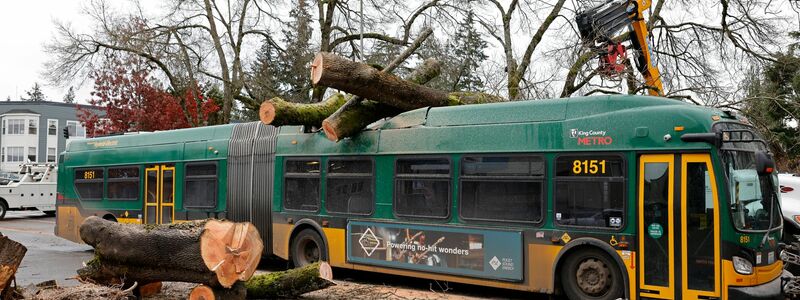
(321, 119), (339, 142)
(319, 262), (333, 281)
(189, 285), (214, 300)
(200, 220), (264, 288)
(259, 101), (276, 125)
(311, 53), (324, 85)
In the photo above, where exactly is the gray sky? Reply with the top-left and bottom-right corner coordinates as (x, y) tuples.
(0, 0), (91, 103)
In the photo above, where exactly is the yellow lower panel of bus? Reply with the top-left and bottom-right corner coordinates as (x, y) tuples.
(55, 206), (84, 243)
(272, 223), (293, 260)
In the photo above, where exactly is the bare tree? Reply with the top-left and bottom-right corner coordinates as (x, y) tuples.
(477, 0), (567, 100)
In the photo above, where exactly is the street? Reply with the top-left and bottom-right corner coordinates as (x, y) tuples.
(0, 212), (537, 299)
(0, 211), (93, 287)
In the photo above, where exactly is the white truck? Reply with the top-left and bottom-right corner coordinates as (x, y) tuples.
(0, 163), (57, 220)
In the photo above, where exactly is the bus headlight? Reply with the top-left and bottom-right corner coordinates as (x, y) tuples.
(732, 256), (753, 275)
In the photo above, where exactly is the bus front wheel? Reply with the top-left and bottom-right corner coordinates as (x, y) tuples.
(291, 229), (327, 268)
(560, 248), (624, 300)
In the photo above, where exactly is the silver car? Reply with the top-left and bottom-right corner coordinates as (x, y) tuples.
(781, 173), (800, 240)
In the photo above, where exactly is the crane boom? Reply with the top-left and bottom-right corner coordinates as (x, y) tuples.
(576, 0), (664, 96)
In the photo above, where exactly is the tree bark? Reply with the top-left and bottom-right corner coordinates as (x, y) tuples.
(321, 58), (441, 141)
(244, 262), (333, 299)
(79, 216), (263, 288)
(311, 52), (458, 110)
(0, 235), (26, 296)
(189, 283), (246, 300)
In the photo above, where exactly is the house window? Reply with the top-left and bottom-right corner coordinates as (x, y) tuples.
(28, 120), (37, 135)
(48, 120), (57, 135)
(6, 147), (23, 162)
(6, 119), (24, 135)
(27, 147), (36, 162)
(66, 121), (85, 138)
(47, 148), (56, 162)
(1, 148), (4, 162)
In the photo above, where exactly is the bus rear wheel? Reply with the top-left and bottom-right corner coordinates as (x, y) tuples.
(291, 229), (327, 268)
(560, 248), (623, 300)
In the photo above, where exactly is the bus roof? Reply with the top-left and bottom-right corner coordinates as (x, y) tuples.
(278, 95), (737, 156)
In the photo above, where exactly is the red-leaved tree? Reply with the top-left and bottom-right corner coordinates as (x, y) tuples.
(79, 55), (219, 137)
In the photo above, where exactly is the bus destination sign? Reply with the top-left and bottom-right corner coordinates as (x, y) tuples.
(347, 221), (523, 281)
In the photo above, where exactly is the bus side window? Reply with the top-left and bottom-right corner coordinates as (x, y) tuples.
(75, 168), (104, 200)
(107, 166), (140, 200)
(184, 162), (218, 208)
(326, 158), (373, 215)
(460, 155), (545, 223)
(394, 157), (451, 218)
(554, 154), (626, 228)
(283, 159), (320, 211)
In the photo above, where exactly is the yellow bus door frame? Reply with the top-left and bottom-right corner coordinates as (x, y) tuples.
(680, 154), (721, 299)
(638, 154), (721, 300)
(144, 164), (176, 224)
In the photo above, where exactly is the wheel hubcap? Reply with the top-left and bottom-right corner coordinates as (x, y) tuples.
(576, 258), (611, 296)
(300, 239), (320, 264)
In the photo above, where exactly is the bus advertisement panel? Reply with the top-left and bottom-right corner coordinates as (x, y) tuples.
(347, 221), (523, 281)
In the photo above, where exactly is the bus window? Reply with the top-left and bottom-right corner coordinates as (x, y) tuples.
(460, 155), (544, 223)
(284, 159), (320, 211)
(555, 155), (625, 228)
(184, 162), (218, 208)
(326, 159), (373, 215)
(75, 168), (104, 200)
(394, 157), (450, 218)
(107, 167), (140, 200)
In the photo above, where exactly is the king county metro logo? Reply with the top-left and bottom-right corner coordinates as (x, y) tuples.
(358, 227), (381, 257)
(569, 128), (613, 145)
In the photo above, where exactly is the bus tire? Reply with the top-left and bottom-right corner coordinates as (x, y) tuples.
(291, 229), (327, 268)
(560, 248), (624, 300)
(0, 200), (6, 220)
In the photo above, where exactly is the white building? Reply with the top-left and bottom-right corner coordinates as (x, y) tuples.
(0, 102), (103, 171)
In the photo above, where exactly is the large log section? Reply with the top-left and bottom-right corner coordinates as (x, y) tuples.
(311, 52), (505, 110)
(78, 216), (262, 288)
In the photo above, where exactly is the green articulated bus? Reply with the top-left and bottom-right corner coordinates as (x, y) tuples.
(55, 95), (786, 300)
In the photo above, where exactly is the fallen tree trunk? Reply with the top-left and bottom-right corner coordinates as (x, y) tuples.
(321, 58), (441, 141)
(259, 93), (349, 127)
(0, 235), (26, 297)
(260, 57), (442, 129)
(78, 216), (262, 288)
(244, 262), (333, 299)
(189, 283), (246, 300)
(311, 52), (505, 110)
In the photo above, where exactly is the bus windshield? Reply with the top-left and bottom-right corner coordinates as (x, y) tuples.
(718, 124), (781, 232)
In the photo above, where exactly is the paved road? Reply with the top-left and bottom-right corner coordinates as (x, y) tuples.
(0, 211), (93, 287)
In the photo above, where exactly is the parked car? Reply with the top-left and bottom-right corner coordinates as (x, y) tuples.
(780, 173), (800, 241)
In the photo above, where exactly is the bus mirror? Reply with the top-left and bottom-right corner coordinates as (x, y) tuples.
(755, 151), (775, 175)
(680, 132), (720, 146)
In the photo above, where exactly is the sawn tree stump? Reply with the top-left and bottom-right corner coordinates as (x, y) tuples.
(0, 235), (26, 298)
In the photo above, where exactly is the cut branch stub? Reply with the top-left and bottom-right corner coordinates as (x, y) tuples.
(259, 93), (349, 127)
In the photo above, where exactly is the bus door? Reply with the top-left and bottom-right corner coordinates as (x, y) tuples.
(638, 154), (720, 299)
(144, 164), (176, 224)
